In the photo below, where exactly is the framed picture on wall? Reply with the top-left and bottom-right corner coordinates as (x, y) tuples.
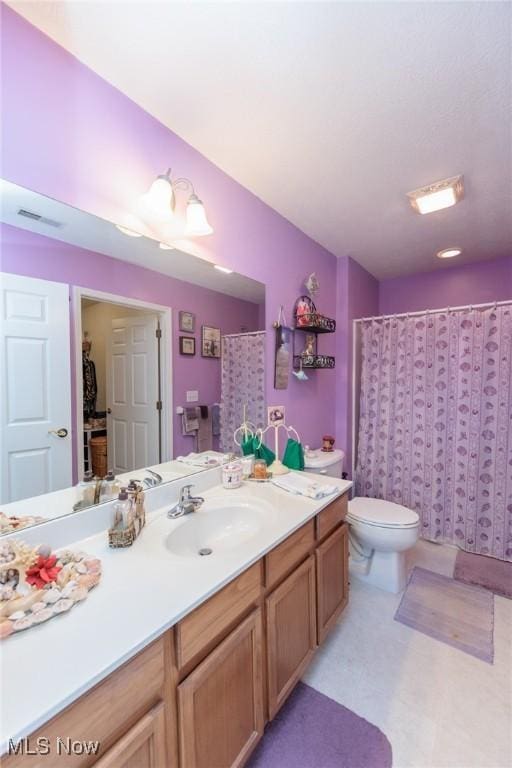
(179, 336), (196, 356)
(268, 405), (285, 426)
(201, 325), (221, 358)
(179, 311), (196, 333)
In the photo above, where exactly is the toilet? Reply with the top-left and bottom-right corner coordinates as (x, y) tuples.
(347, 497), (420, 593)
(303, 448), (345, 478)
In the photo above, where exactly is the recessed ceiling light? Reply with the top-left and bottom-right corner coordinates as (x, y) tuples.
(115, 224), (143, 237)
(407, 175), (464, 215)
(214, 265), (233, 274)
(437, 247), (462, 259)
(159, 242), (175, 250)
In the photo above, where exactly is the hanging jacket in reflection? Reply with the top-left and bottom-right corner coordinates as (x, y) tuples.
(83, 353), (97, 419)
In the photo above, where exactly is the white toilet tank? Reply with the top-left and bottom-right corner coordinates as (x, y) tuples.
(304, 448), (344, 478)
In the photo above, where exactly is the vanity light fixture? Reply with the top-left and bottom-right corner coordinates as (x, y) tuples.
(139, 168), (213, 236)
(214, 265), (233, 274)
(437, 247), (462, 259)
(407, 175), (464, 215)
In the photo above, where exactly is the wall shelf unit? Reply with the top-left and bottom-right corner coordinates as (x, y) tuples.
(293, 295), (336, 371)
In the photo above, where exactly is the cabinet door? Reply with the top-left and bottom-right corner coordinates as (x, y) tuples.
(178, 609), (264, 768)
(266, 555), (316, 719)
(316, 523), (349, 644)
(93, 702), (167, 768)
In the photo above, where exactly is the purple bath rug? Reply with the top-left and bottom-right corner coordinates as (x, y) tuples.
(454, 550), (512, 599)
(394, 567), (494, 663)
(247, 682), (392, 768)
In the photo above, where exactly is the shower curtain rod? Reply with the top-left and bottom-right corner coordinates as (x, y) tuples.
(222, 330), (266, 338)
(354, 298), (512, 323)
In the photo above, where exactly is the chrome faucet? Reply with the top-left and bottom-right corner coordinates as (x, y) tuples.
(141, 469), (163, 489)
(167, 484), (204, 519)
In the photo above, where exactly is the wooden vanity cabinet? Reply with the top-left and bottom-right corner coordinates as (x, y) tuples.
(1, 636), (176, 768)
(265, 555), (317, 719)
(177, 610), (264, 768)
(3, 493), (350, 768)
(316, 523), (349, 643)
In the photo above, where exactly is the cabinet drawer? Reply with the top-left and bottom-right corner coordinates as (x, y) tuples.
(265, 520), (314, 589)
(2, 638), (166, 768)
(176, 561), (262, 671)
(316, 494), (348, 541)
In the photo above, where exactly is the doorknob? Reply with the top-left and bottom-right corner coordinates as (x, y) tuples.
(48, 428), (68, 438)
(107, 408), (112, 414)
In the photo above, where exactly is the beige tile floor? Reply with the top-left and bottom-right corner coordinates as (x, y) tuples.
(303, 540), (512, 768)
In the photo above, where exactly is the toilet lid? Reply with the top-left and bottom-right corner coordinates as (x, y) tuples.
(304, 448), (344, 470)
(348, 497), (419, 529)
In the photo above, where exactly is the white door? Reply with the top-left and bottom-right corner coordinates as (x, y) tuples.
(106, 314), (160, 474)
(0, 273), (72, 503)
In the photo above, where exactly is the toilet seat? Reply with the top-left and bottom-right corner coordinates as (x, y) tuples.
(348, 497), (419, 529)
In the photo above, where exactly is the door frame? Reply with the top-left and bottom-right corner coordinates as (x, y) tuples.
(72, 287), (173, 481)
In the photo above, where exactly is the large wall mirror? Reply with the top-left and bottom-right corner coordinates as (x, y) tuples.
(0, 179), (266, 533)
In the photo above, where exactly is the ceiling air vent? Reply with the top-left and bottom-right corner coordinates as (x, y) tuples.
(17, 209), (63, 228)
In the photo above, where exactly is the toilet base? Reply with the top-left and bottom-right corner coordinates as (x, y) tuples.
(349, 546), (408, 593)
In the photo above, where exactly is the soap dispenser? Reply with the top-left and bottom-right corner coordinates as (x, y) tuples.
(80, 470), (96, 505)
(113, 489), (132, 529)
(102, 470), (120, 501)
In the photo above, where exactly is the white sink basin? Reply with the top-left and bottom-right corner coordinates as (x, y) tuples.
(165, 495), (277, 557)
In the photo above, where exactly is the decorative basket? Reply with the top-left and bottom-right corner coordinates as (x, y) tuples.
(90, 435), (108, 477)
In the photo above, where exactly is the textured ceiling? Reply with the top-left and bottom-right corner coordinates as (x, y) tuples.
(6, 1), (512, 278)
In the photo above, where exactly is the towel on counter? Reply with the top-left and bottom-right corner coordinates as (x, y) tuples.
(271, 472), (338, 499)
(177, 451), (228, 467)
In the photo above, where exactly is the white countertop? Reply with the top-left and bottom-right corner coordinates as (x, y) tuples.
(0, 474), (352, 751)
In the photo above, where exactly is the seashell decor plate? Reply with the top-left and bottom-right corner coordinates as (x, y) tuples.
(0, 540), (101, 640)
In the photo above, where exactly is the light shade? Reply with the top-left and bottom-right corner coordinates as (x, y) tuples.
(159, 242), (175, 251)
(214, 265), (233, 274)
(437, 247), (462, 259)
(140, 171), (175, 222)
(185, 194), (213, 236)
(408, 175), (464, 215)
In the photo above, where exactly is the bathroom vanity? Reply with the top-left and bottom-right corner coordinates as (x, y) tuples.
(1, 476), (351, 768)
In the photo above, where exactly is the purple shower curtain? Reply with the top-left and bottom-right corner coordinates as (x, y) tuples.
(355, 306), (512, 561)
(219, 332), (266, 454)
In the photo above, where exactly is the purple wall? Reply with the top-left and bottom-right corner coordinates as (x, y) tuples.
(336, 257), (379, 473)
(379, 256), (512, 315)
(1, 5), (339, 451)
(4, 6), (508, 473)
(1, 223), (261, 466)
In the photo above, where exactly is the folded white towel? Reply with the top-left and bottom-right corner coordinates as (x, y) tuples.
(177, 451), (229, 467)
(271, 473), (339, 500)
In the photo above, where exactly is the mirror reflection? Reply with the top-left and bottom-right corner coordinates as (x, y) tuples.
(0, 180), (266, 533)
